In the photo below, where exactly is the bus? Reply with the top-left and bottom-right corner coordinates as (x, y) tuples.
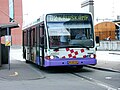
(22, 13), (98, 69)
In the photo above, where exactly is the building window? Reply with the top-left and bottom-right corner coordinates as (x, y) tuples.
(9, 0), (14, 22)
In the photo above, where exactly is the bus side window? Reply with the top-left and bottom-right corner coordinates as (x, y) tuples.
(36, 26), (40, 46)
(30, 28), (35, 47)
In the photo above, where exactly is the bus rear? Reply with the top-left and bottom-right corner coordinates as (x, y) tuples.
(44, 13), (96, 68)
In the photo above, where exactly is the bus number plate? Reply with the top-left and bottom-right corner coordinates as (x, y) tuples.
(68, 61), (79, 64)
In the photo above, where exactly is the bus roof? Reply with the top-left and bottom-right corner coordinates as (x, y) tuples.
(22, 16), (44, 30)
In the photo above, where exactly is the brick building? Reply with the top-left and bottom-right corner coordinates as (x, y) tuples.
(0, 0), (23, 45)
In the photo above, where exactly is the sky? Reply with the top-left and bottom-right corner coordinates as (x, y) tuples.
(22, 0), (120, 25)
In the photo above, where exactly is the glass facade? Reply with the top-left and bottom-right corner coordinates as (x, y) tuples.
(9, 0), (14, 22)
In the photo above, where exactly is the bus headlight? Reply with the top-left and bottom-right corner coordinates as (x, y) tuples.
(90, 54), (96, 58)
(45, 55), (59, 60)
(50, 55), (54, 59)
(50, 55), (59, 59)
(83, 54), (96, 58)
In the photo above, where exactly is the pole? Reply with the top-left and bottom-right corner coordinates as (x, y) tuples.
(7, 27), (10, 70)
(0, 34), (1, 67)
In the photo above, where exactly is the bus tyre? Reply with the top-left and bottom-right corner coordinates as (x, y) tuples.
(26, 60), (30, 63)
(23, 49), (26, 59)
(38, 66), (45, 70)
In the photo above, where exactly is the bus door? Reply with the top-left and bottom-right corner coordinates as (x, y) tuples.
(30, 28), (35, 62)
(26, 29), (31, 61)
(36, 25), (40, 65)
(23, 31), (27, 59)
(39, 23), (44, 66)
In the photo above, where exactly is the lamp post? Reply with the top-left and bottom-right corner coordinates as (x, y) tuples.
(7, 27), (11, 70)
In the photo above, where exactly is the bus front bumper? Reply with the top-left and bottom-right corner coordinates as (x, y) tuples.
(44, 58), (97, 67)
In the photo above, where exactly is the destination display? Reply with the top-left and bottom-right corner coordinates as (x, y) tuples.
(46, 14), (91, 22)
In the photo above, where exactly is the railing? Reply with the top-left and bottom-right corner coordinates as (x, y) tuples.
(97, 40), (120, 51)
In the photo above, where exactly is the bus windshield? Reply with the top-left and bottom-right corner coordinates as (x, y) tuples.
(46, 13), (94, 49)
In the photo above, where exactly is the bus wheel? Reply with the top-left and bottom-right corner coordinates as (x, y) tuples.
(38, 65), (45, 70)
(23, 49), (26, 59)
(26, 60), (30, 63)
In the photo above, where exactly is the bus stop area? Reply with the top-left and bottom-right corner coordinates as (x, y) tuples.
(0, 23), (19, 67)
(0, 23), (44, 81)
(0, 48), (44, 81)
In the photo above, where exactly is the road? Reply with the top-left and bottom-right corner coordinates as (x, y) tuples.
(0, 48), (119, 90)
(40, 66), (120, 90)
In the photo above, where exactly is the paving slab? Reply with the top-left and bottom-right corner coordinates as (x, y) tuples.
(0, 60), (45, 81)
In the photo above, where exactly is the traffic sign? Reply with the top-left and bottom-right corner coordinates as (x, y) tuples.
(5, 35), (12, 46)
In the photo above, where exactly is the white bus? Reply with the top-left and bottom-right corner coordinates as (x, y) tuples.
(22, 13), (98, 69)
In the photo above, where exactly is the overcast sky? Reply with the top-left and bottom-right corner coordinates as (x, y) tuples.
(22, 0), (120, 25)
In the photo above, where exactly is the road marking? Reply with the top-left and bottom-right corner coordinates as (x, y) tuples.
(9, 72), (18, 76)
(72, 73), (117, 90)
(105, 76), (112, 80)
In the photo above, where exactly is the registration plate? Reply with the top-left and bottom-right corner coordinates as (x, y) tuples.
(68, 61), (79, 64)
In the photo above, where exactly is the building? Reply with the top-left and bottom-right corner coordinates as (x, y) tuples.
(94, 21), (119, 40)
(81, 0), (94, 19)
(0, 0), (23, 45)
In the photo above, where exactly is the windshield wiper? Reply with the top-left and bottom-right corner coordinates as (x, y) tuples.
(76, 44), (90, 50)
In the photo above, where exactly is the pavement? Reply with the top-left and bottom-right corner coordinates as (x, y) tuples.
(0, 48), (120, 81)
(88, 50), (120, 73)
(0, 48), (45, 81)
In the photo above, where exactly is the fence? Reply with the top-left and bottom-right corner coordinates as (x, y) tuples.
(97, 40), (120, 51)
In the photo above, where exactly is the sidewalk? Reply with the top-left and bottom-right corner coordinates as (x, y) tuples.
(88, 51), (120, 72)
(0, 48), (44, 81)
